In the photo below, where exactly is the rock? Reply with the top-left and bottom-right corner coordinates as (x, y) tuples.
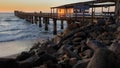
(16, 51), (31, 61)
(53, 35), (62, 44)
(117, 26), (120, 32)
(86, 39), (106, 51)
(30, 42), (40, 51)
(109, 43), (120, 54)
(39, 64), (47, 68)
(62, 28), (71, 37)
(57, 25), (91, 50)
(72, 42), (81, 46)
(109, 43), (120, 68)
(79, 49), (93, 59)
(68, 23), (79, 30)
(19, 55), (40, 68)
(97, 19), (105, 26)
(69, 58), (77, 66)
(89, 32), (98, 39)
(87, 48), (116, 68)
(33, 54), (57, 67)
(72, 38), (82, 42)
(73, 32), (82, 37)
(63, 45), (81, 60)
(73, 31), (86, 39)
(73, 59), (90, 68)
(0, 58), (19, 68)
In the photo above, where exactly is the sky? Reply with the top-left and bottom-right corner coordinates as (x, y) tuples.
(0, 0), (91, 12)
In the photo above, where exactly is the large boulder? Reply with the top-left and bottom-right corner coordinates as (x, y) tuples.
(109, 43), (120, 68)
(87, 48), (116, 68)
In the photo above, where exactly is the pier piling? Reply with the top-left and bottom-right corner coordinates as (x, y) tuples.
(44, 17), (48, 31)
(53, 19), (57, 35)
(39, 17), (42, 27)
(61, 20), (64, 29)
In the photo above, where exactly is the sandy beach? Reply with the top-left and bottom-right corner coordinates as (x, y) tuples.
(0, 38), (47, 58)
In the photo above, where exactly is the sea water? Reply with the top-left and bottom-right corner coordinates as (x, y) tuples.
(0, 13), (67, 57)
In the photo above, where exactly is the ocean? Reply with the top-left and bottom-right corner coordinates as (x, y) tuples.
(0, 13), (67, 57)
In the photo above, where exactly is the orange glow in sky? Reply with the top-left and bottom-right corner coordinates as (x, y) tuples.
(0, 0), (90, 12)
(0, 0), (115, 12)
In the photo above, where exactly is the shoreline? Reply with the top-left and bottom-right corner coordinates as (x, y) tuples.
(0, 38), (49, 58)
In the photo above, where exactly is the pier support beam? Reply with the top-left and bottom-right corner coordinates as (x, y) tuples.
(39, 17), (42, 27)
(61, 20), (64, 29)
(91, 1), (94, 23)
(45, 17), (48, 31)
(53, 19), (57, 35)
(47, 18), (50, 24)
(31, 16), (34, 24)
(35, 16), (38, 24)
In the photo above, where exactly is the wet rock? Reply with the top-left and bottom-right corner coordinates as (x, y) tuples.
(87, 48), (116, 68)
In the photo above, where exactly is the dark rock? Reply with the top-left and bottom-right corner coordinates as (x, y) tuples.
(86, 39), (106, 51)
(72, 42), (81, 46)
(63, 45), (81, 60)
(73, 31), (86, 39)
(109, 43), (120, 54)
(30, 42), (40, 51)
(19, 55), (40, 68)
(16, 51), (31, 61)
(79, 49), (93, 59)
(97, 19), (105, 26)
(109, 43), (120, 68)
(72, 38), (82, 42)
(87, 48), (116, 68)
(68, 23), (79, 30)
(0, 58), (19, 68)
(35, 54), (57, 66)
(73, 59), (90, 68)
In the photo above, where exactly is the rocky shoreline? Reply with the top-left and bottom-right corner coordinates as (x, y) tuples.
(0, 18), (120, 68)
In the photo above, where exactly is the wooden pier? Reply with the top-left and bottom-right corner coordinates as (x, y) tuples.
(14, 11), (64, 35)
(14, 11), (97, 35)
(14, 10), (106, 35)
(14, 0), (119, 35)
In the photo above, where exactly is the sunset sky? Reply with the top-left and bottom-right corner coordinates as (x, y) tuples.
(0, 0), (91, 12)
